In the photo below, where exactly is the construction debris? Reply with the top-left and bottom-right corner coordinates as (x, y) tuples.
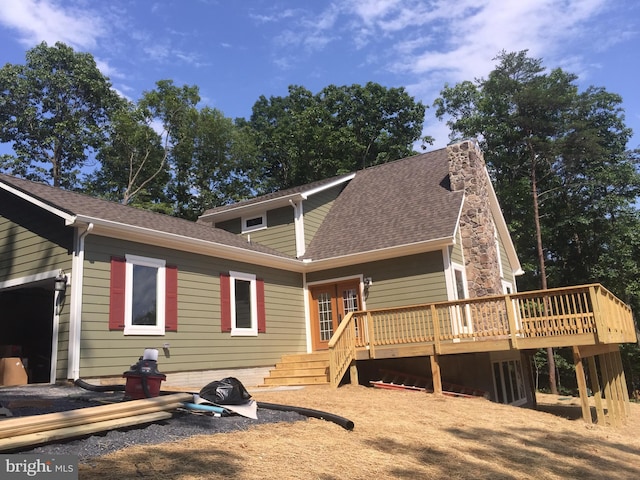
(370, 369), (489, 398)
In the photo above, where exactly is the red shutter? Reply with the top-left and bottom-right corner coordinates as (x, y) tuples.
(109, 257), (126, 330)
(220, 272), (231, 332)
(257, 278), (266, 333)
(165, 265), (178, 332)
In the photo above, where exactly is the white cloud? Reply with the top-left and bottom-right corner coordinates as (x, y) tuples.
(0, 0), (106, 49)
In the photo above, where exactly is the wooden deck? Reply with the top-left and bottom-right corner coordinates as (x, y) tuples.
(329, 284), (637, 389)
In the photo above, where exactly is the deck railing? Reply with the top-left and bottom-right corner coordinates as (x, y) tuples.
(328, 284), (636, 387)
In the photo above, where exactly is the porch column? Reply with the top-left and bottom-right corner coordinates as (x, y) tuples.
(572, 347), (592, 424)
(430, 354), (442, 395)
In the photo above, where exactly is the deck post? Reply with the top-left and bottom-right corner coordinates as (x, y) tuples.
(612, 349), (631, 416)
(349, 361), (359, 386)
(430, 354), (442, 395)
(430, 304), (441, 354)
(366, 312), (376, 359)
(505, 295), (519, 349)
(589, 285), (609, 344)
(572, 346), (592, 424)
(587, 355), (605, 424)
(600, 352), (620, 427)
(608, 351), (628, 424)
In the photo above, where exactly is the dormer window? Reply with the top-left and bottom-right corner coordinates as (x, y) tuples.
(242, 213), (267, 233)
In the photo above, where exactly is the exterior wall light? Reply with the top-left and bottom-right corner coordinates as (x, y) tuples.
(55, 272), (67, 294)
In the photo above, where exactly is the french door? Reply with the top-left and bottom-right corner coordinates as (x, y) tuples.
(309, 280), (361, 351)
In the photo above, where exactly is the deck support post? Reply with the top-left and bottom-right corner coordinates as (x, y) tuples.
(613, 349), (631, 416)
(430, 354), (442, 396)
(600, 352), (619, 427)
(572, 346), (592, 424)
(349, 361), (359, 386)
(587, 355), (605, 424)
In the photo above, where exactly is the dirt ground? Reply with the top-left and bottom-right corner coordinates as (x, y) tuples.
(78, 385), (640, 480)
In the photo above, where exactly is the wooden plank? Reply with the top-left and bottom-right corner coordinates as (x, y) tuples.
(430, 355), (442, 396)
(600, 353), (619, 427)
(0, 393), (190, 439)
(577, 344), (618, 358)
(587, 356), (605, 424)
(572, 346), (592, 424)
(0, 411), (172, 452)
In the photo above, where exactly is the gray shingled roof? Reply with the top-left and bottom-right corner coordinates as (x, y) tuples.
(302, 148), (463, 260)
(0, 173), (293, 259)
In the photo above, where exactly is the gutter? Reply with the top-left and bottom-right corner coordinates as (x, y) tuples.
(67, 222), (93, 381)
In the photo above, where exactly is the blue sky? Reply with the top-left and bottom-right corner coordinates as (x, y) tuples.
(0, 0), (638, 154)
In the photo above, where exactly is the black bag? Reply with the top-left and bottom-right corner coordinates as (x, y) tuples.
(199, 377), (252, 405)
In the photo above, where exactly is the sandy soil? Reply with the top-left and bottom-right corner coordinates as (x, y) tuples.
(78, 385), (640, 480)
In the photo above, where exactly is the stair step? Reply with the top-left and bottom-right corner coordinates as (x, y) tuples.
(263, 375), (329, 386)
(274, 360), (329, 369)
(262, 352), (331, 386)
(280, 352), (329, 363)
(268, 367), (328, 378)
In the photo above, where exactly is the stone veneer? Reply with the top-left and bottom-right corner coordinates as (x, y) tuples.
(447, 140), (503, 298)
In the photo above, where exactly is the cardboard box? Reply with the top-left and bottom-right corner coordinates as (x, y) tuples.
(0, 357), (28, 386)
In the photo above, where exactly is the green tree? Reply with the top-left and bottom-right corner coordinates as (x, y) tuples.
(138, 80), (201, 218)
(84, 102), (171, 212)
(249, 82), (427, 191)
(0, 41), (123, 188)
(434, 50), (640, 394)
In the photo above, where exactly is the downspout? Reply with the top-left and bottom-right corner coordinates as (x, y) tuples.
(67, 222), (93, 380)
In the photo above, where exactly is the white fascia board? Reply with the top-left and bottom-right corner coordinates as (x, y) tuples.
(302, 236), (455, 272)
(72, 216), (306, 272)
(484, 168), (524, 276)
(198, 193), (303, 223)
(299, 173), (355, 199)
(0, 181), (76, 225)
(198, 174), (355, 223)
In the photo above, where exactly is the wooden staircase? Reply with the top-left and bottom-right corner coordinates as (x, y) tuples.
(262, 352), (330, 386)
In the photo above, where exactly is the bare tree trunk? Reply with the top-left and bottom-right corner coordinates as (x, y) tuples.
(529, 140), (558, 395)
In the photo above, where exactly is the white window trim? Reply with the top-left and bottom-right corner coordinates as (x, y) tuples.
(124, 254), (166, 336)
(241, 213), (267, 233)
(229, 270), (258, 336)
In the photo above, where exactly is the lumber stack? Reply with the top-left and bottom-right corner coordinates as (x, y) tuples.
(0, 392), (192, 452)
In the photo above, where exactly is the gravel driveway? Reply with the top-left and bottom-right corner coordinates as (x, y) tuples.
(0, 384), (305, 461)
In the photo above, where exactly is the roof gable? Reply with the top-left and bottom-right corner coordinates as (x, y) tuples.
(303, 148), (464, 261)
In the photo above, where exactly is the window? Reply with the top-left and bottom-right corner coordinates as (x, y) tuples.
(220, 271), (266, 336)
(492, 359), (527, 406)
(241, 213), (266, 233)
(109, 256), (178, 335)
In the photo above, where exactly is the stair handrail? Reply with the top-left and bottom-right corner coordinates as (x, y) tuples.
(328, 311), (360, 388)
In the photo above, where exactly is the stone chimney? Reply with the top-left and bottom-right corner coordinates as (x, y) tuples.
(447, 140), (503, 298)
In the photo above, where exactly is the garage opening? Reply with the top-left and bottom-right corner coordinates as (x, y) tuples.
(0, 279), (55, 385)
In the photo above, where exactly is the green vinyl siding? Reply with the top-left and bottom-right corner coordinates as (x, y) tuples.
(450, 228), (464, 265)
(0, 190), (73, 281)
(303, 184), (344, 247)
(307, 251), (447, 309)
(241, 207), (296, 256)
(79, 235), (305, 377)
